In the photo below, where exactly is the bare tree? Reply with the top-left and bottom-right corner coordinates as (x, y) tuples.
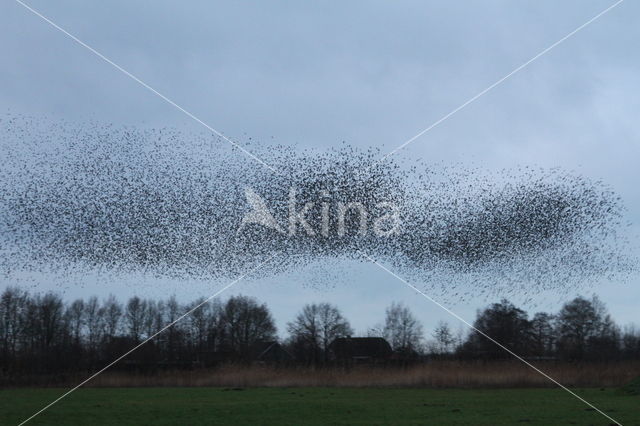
(66, 299), (85, 346)
(84, 296), (102, 351)
(221, 295), (276, 359)
(432, 321), (455, 354)
(287, 303), (353, 364)
(205, 299), (224, 352)
(125, 296), (146, 342)
(530, 312), (554, 357)
(32, 293), (66, 368)
(383, 302), (423, 352)
(186, 297), (221, 352)
(144, 299), (164, 339)
(0, 287), (28, 365)
(102, 295), (122, 339)
(165, 296), (184, 361)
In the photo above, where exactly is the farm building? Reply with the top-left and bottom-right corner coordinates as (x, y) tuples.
(250, 341), (294, 364)
(328, 337), (393, 364)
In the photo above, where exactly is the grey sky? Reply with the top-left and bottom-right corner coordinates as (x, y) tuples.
(1, 0), (638, 335)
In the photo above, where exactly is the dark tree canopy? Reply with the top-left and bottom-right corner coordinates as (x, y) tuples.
(461, 299), (531, 359)
(556, 295), (620, 361)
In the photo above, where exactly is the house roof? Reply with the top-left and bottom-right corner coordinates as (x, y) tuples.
(250, 341), (293, 360)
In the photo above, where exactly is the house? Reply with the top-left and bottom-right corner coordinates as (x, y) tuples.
(328, 337), (393, 364)
(250, 341), (294, 364)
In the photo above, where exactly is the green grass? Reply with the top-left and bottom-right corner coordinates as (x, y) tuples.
(1, 387), (637, 425)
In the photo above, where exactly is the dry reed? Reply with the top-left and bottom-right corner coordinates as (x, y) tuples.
(80, 361), (640, 389)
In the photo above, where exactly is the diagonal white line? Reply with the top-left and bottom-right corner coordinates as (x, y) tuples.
(363, 253), (623, 426)
(373, 0), (624, 167)
(14, 0), (280, 175)
(17, 255), (276, 426)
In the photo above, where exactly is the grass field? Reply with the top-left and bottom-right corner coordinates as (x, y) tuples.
(1, 387), (638, 425)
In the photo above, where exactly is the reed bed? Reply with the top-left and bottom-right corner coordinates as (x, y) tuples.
(80, 361), (640, 388)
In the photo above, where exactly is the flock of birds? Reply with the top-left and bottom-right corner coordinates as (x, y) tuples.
(0, 115), (634, 301)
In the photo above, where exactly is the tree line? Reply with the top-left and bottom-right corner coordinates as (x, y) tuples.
(1, 287), (639, 377)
